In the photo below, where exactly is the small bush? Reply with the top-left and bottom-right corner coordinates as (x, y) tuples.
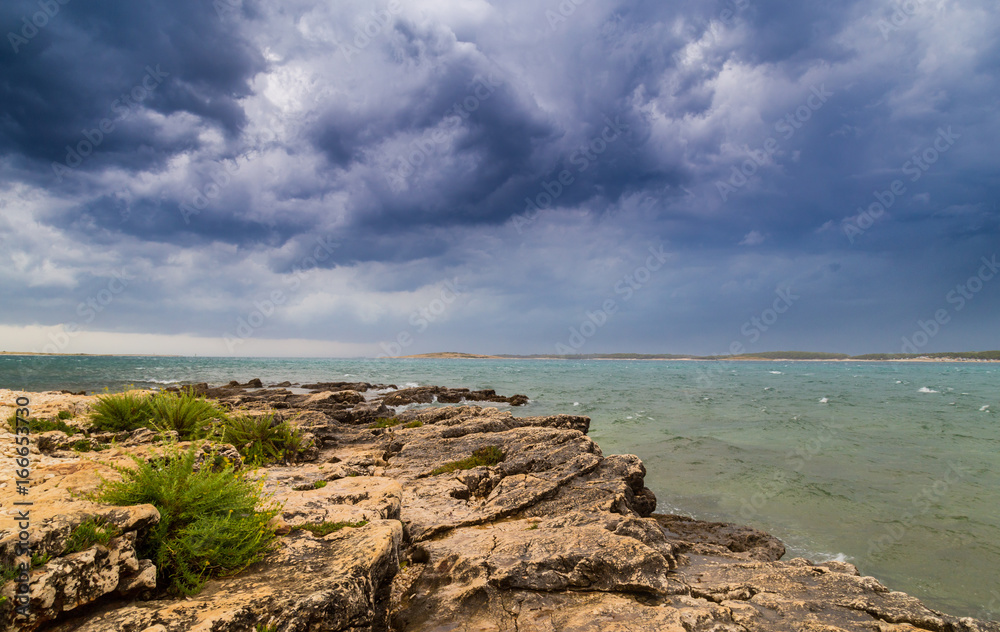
(403, 420), (423, 428)
(64, 518), (120, 554)
(295, 520), (367, 537)
(70, 439), (109, 452)
(148, 390), (227, 440)
(430, 446), (505, 476)
(90, 390), (154, 433)
(57, 410), (73, 420)
(220, 414), (304, 466)
(313, 480), (327, 489)
(369, 417), (401, 429)
(1, 562), (17, 583)
(6, 416), (78, 435)
(31, 553), (51, 567)
(95, 442), (280, 595)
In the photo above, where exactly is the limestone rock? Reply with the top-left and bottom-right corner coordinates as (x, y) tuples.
(655, 513), (787, 561)
(1, 531), (157, 631)
(45, 521), (403, 632)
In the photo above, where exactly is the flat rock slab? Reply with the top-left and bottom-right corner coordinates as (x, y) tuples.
(46, 520), (403, 632)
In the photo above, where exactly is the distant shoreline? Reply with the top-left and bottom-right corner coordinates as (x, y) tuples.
(396, 352), (1000, 362)
(1, 351), (997, 362)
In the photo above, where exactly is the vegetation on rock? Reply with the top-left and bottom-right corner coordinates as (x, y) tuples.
(89, 389), (155, 432)
(430, 446), (505, 475)
(148, 390), (227, 439)
(218, 413), (304, 465)
(64, 518), (120, 554)
(95, 442), (281, 595)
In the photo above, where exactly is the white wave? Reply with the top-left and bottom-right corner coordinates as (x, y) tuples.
(918, 387), (939, 393)
(769, 370), (783, 374)
(144, 378), (181, 384)
(896, 380), (902, 384)
(573, 402), (580, 406)
(981, 405), (990, 412)
(403, 382), (420, 388)
(819, 397), (829, 403)
(815, 552), (850, 564)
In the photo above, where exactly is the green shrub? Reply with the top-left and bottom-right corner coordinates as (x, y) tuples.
(294, 520), (367, 537)
(1, 562), (17, 583)
(5, 416), (78, 435)
(57, 410), (73, 420)
(313, 480), (327, 489)
(64, 518), (120, 554)
(148, 390), (227, 440)
(403, 420), (423, 428)
(70, 439), (109, 452)
(369, 417), (401, 429)
(90, 390), (154, 433)
(95, 442), (281, 595)
(430, 446), (505, 476)
(219, 414), (304, 466)
(31, 553), (50, 567)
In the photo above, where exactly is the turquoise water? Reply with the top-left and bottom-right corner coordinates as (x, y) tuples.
(1, 356), (997, 619)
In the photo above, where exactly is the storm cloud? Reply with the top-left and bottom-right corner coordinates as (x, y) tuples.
(1, 0), (997, 356)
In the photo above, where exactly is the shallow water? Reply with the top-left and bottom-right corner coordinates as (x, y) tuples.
(2, 356), (997, 619)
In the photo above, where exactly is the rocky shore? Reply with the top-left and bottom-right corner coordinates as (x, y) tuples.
(1, 382), (998, 632)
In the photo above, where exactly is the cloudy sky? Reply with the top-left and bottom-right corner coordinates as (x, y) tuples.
(1, 0), (997, 357)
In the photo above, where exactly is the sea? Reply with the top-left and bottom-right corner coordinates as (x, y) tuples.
(1, 355), (997, 620)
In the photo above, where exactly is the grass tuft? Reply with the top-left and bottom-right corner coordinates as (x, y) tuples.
(31, 553), (51, 567)
(369, 417), (401, 429)
(219, 414), (304, 466)
(57, 410), (73, 420)
(70, 439), (109, 452)
(89, 389), (154, 433)
(6, 416), (78, 435)
(95, 442), (281, 596)
(403, 420), (423, 428)
(64, 517), (120, 554)
(148, 389), (227, 440)
(430, 446), (505, 476)
(313, 480), (327, 489)
(1, 562), (18, 583)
